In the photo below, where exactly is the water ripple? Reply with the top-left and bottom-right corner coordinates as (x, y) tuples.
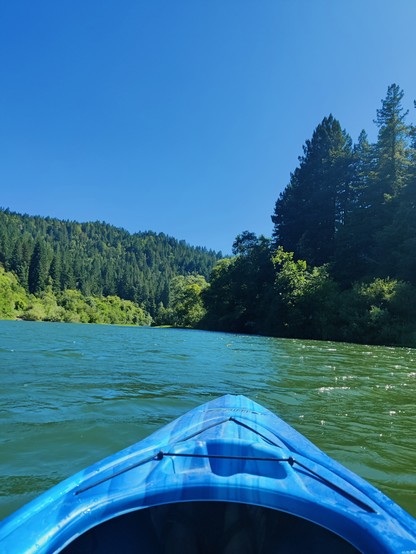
(0, 321), (415, 520)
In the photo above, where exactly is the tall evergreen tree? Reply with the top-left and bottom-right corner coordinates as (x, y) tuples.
(49, 248), (62, 293)
(60, 251), (77, 290)
(349, 130), (377, 211)
(272, 115), (352, 266)
(364, 84), (411, 276)
(10, 240), (32, 290)
(374, 84), (410, 197)
(333, 130), (377, 283)
(377, 102), (416, 283)
(28, 241), (50, 294)
(334, 85), (413, 283)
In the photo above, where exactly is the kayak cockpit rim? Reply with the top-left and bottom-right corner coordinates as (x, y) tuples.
(59, 500), (365, 554)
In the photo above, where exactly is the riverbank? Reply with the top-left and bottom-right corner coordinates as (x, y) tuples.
(0, 266), (151, 326)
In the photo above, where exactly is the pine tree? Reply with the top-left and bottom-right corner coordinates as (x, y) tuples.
(374, 84), (410, 197)
(365, 85), (412, 276)
(28, 241), (50, 294)
(49, 249), (62, 292)
(10, 240), (31, 289)
(377, 103), (416, 283)
(333, 86), (412, 283)
(272, 115), (353, 266)
(333, 130), (377, 283)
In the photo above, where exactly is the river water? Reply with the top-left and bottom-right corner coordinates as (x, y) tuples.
(0, 320), (415, 520)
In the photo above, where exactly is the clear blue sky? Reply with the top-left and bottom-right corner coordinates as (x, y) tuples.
(1, 1), (416, 254)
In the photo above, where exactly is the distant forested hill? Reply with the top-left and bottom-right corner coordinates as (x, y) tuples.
(0, 209), (221, 317)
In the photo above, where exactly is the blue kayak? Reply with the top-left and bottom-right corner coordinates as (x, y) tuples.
(0, 394), (415, 553)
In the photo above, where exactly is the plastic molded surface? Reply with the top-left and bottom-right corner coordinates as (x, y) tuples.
(0, 395), (415, 553)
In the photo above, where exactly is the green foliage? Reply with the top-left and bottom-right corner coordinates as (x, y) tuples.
(0, 264), (152, 326)
(202, 235), (275, 334)
(202, 242), (416, 347)
(52, 290), (152, 325)
(337, 279), (416, 346)
(270, 248), (340, 339)
(200, 258), (238, 331)
(161, 275), (208, 328)
(232, 231), (259, 256)
(0, 266), (28, 318)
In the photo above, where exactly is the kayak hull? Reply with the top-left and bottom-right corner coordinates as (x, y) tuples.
(0, 395), (415, 553)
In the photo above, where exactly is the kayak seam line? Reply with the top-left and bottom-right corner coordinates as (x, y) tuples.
(289, 458), (376, 514)
(228, 417), (282, 448)
(176, 416), (282, 448)
(74, 451), (161, 495)
(177, 418), (233, 442)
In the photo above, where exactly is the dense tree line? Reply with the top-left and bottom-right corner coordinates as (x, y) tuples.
(0, 265), (152, 325)
(0, 210), (220, 321)
(200, 84), (416, 347)
(272, 84), (416, 284)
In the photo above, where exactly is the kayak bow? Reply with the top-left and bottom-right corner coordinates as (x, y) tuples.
(0, 394), (415, 553)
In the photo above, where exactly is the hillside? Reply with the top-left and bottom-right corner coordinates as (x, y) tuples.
(0, 209), (221, 318)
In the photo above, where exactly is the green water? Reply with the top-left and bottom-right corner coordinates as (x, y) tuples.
(0, 320), (415, 520)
